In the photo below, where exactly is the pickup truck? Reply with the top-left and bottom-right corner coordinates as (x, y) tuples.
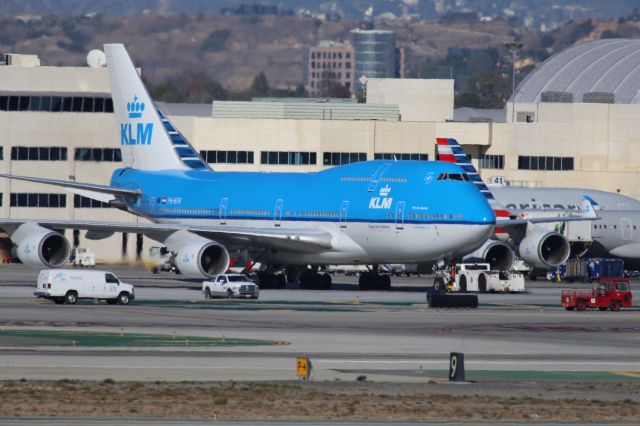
(562, 277), (632, 311)
(202, 274), (259, 299)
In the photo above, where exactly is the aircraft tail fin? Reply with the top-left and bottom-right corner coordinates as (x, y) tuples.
(581, 197), (599, 218)
(435, 137), (511, 220)
(104, 43), (209, 171)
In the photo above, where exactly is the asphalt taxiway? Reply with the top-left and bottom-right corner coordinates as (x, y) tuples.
(0, 264), (638, 383)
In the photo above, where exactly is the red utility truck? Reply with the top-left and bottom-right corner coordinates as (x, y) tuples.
(561, 277), (632, 312)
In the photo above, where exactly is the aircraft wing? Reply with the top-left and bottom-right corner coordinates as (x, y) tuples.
(498, 215), (598, 228)
(0, 219), (333, 252)
(499, 197), (599, 228)
(0, 174), (140, 198)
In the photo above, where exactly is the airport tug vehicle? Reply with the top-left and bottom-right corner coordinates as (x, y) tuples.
(202, 273), (259, 299)
(434, 263), (525, 293)
(561, 277), (632, 312)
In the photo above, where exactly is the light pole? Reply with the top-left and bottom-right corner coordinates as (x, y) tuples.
(505, 40), (523, 122)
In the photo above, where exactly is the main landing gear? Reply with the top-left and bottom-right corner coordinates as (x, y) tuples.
(254, 270), (286, 289)
(299, 268), (332, 290)
(358, 265), (391, 291)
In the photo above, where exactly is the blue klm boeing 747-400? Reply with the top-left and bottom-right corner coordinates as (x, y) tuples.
(0, 44), (509, 289)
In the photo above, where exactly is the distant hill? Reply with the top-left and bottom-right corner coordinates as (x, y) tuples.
(1, 0), (639, 24)
(0, 13), (515, 91)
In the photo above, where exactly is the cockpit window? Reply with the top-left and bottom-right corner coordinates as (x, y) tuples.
(437, 173), (469, 181)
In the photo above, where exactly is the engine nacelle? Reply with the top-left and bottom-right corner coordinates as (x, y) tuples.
(518, 228), (570, 268)
(10, 223), (71, 268)
(164, 230), (230, 279)
(463, 239), (515, 271)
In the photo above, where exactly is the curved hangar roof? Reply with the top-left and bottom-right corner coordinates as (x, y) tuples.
(512, 38), (640, 104)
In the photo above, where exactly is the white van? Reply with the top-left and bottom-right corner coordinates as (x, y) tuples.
(35, 269), (135, 305)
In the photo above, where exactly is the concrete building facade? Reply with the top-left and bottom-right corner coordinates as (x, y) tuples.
(304, 41), (354, 96)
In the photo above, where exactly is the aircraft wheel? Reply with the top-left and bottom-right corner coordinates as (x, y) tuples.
(459, 275), (467, 293)
(478, 274), (487, 293)
(321, 273), (332, 290)
(382, 274), (391, 291)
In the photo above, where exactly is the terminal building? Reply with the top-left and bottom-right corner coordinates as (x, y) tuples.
(1, 38), (640, 262)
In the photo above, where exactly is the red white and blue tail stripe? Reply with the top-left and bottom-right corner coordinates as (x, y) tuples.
(436, 138), (513, 229)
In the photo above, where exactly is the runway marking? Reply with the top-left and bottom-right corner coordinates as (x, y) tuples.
(612, 371), (640, 378)
(314, 359), (640, 368)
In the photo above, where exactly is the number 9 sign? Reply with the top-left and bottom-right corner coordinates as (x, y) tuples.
(449, 352), (465, 382)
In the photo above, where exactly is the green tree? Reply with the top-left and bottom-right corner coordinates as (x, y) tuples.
(455, 71), (510, 109)
(250, 71), (271, 97)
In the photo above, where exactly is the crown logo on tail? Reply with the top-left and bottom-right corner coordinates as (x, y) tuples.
(127, 95), (145, 119)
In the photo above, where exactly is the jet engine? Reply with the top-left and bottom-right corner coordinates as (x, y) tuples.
(518, 228), (570, 268)
(10, 223), (71, 268)
(164, 231), (230, 279)
(463, 239), (515, 271)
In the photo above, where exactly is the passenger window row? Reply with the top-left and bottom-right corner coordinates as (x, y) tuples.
(594, 223), (637, 230)
(380, 177), (407, 183)
(386, 212), (462, 220)
(340, 176), (370, 182)
(0, 95), (113, 113)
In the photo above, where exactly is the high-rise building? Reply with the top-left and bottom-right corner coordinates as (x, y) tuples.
(350, 29), (401, 90)
(304, 41), (354, 97)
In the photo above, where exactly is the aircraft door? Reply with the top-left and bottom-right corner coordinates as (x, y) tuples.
(104, 273), (119, 299)
(621, 218), (632, 241)
(340, 200), (349, 228)
(274, 198), (283, 227)
(219, 198), (228, 225)
(395, 201), (406, 230)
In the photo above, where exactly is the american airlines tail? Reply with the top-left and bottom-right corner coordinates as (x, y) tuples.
(104, 43), (208, 171)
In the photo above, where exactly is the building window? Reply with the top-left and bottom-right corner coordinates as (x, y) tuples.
(200, 150), (254, 164)
(374, 153), (428, 161)
(516, 112), (535, 123)
(74, 194), (111, 208)
(479, 154), (504, 169)
(10, 193), (66, 207)
(0, 193), (2, 206)
(0, 94), (113, 113)
(261, 151), (316, 165)
(0, 147), (3, 160)
(74, 148), (122, 162)
(518, 156), (574, 171)
(323, 152), (367, 166)
(10, 146), (67, 161)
